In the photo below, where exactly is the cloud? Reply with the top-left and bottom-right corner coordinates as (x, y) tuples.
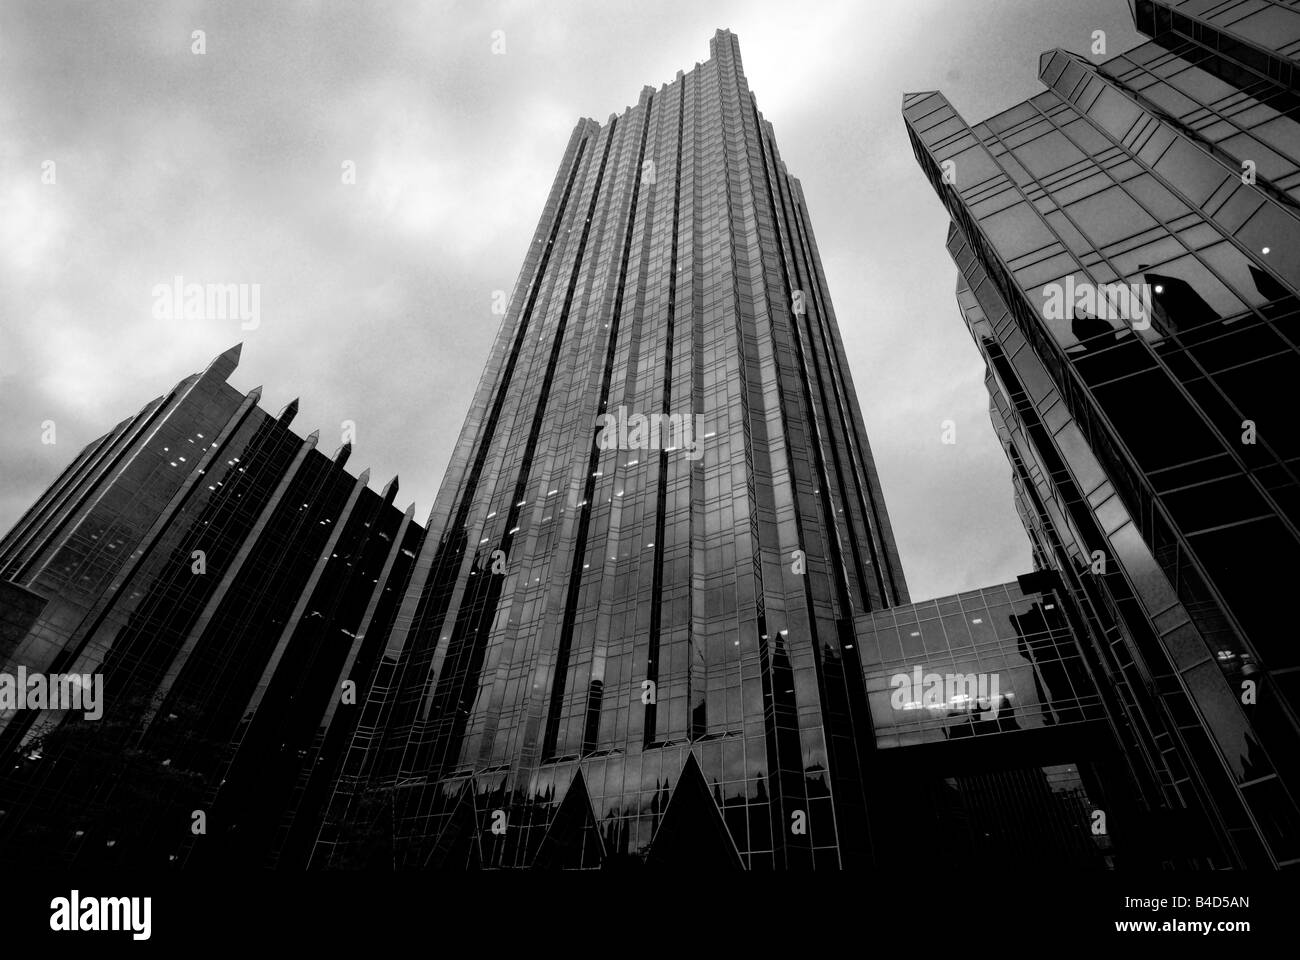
(0, 0), (1142, 602)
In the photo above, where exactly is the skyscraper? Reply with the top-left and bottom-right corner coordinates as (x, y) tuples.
(905, 0), (1300, 867)
(315, 29), (912, 870)
(0, 346), (424, 868)
(12, 7), (1293, 875)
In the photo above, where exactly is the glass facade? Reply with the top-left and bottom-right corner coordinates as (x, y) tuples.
(0, 345), (423, 868)
(314, 29), (912, 871)
(857, 576), (1106, 749)
(905, 0), (1300, 867)
(858, 573), (1162, 868)
(8, 9), (1294, 872)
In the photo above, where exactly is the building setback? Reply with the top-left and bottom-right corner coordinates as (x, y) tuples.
(904, 0), (1300, 867)
(0, 345), (424, 868)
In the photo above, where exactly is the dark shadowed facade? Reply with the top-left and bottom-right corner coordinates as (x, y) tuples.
(0, 346), (423, 868)
(905, 0), (1300, 867)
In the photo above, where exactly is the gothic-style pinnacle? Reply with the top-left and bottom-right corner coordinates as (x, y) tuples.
(210, 342), (242, 367)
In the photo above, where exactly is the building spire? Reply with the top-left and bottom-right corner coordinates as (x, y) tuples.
(204, 342), (243, 381)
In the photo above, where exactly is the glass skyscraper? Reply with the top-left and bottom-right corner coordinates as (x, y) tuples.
(0, 345), (424, 868)
(7, 7), (1296, 873)
(905, 0), (1300, 867)
(314, 29), (913, 870)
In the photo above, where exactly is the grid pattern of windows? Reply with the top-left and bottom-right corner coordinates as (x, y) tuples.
(857, 580), (1105, 748)
(317, 30), (909, 871)
(904, 0), (1300, 868)
(0, 348), (422, 869)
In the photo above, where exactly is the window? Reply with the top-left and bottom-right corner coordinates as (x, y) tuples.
(1153, 137), (1229, 206)
(1065, 185), (1158, 247)
(1236, 203), (1300, 290)
(1016, 130), (1087, 178)
(980, 201), (1055, 260)
(1125, 173), (1190, 221)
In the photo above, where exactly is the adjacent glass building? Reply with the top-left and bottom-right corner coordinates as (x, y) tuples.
(8, 6), (1297, 871)
(858, 573), (1126, 868)
(0, 345), (424, 868)
(905, 0), (1300, 867)
(314, 29), (913, 871)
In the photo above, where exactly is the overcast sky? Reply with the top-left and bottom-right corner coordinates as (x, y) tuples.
(0, 0), (1141, 602)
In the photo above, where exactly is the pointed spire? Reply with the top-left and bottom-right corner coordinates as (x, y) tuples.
(277, 397), (299, 426)
(380, 475), (400, 505)
(304, 429), (320, 447)
(403, 503), (415, 519)
(203, 342), (242, 378)
(246, 385), (263, 403)
(356, 467), (370, 485)
(333, 441), (352, 470)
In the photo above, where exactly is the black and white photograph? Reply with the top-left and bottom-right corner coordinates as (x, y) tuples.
(0, 0), (1295, 943)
